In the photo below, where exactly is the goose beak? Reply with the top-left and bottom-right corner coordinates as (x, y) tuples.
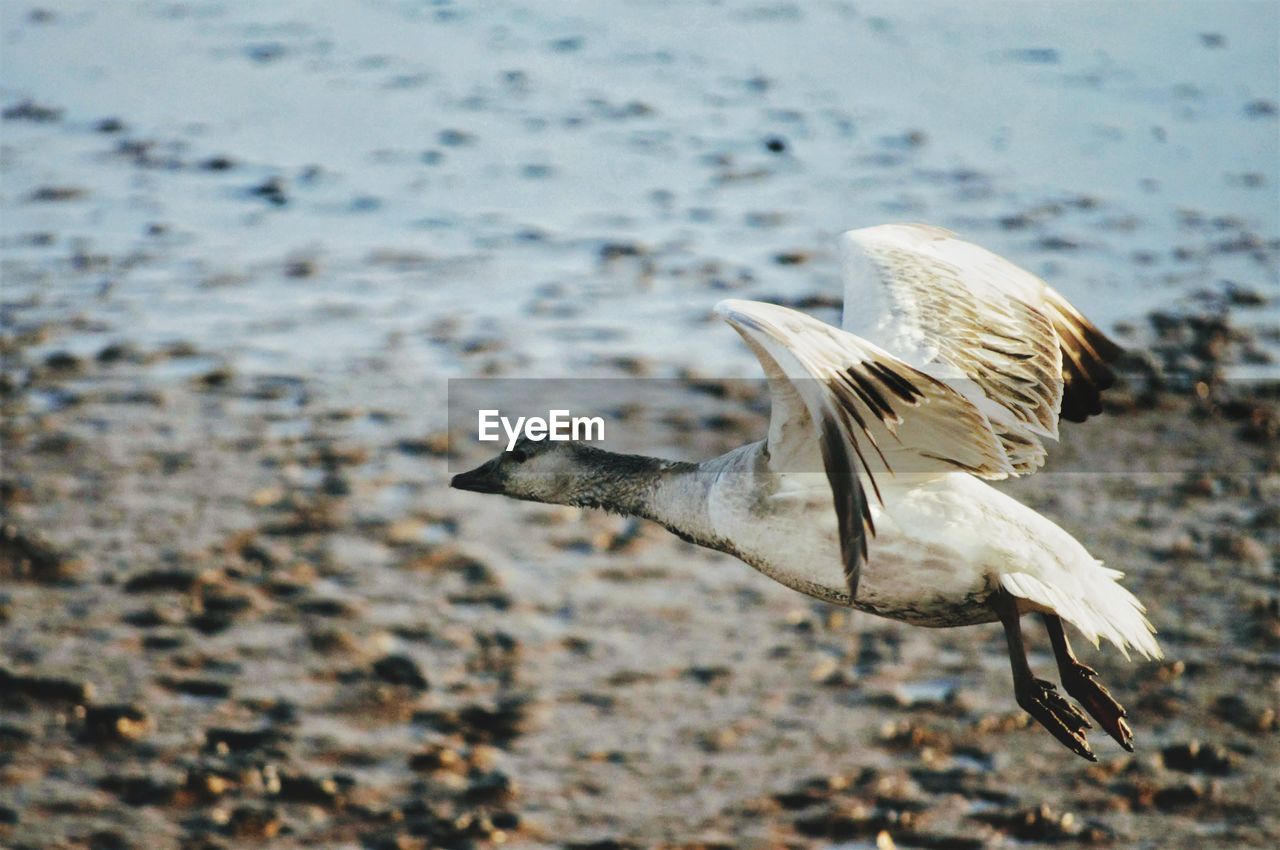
(450, 460), (504, 494)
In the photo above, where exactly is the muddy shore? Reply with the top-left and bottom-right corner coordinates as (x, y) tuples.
(3, 2), (1278, 848)
(2, 300), (1278, 849)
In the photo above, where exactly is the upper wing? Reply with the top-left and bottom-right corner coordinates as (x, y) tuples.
(839, 224), (1123, 472)
(716, 298), (1012, 596)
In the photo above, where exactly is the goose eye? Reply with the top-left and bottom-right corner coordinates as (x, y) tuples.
(510, 448), (529, 463)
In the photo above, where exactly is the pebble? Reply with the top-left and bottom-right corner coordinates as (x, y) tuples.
(0, 667), (94, 703)
(201, 155), (236, 171)
(43, 350), (84, 372)
(793, 803), (882, 840)
(414, 695), (535, 745)
(142, 634), (186, 651)
(408, 743), (466, 774)
(203, 726), (289, 755)
(297, 596), (359, 618)
(371, 654), (430, 690)
(198, 366), (235, 389)
(86, 829), (132, 850)
(439, 128), (476, 147)
(1211, 532), (1270, 570)
(0, 723), (33, 749)
(1212, 694), (1277, 732)
(809, 657), (848, 685)
(81, 704), (151, 744)
(123, 569), (199, 593)
(3, 99), (63, 122)
(395, 434), (449, 456)
(1244, 99), (1277, 117)
(157, 676), (232, 699)
(248, 177), (288, 206)
(1153, 780), (1208, 812)
(234, 535), (288, 569)
(29, 185), (88, 202)
(183, 771), (233, 802)
(283, 257), (315, 277)
(98, 772), (177, 806)
(278, 771), (349, 807)
(0, 522), (84, 583)
(973, 804), (1092, 842)
(461, 770), (517, 804)
(226, 805), (283, 840)
(878, 720), (953, 753)
(308, 627), (362, 655)
(683, 664), (732, 686)
(1161, 741), (1236, 775)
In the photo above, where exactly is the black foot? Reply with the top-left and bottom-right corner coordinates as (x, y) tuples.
(1017, 677), (1096, 762)
(1061, 663), (1133, 752)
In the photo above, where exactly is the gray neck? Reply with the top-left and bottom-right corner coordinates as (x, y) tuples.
(565, 447), (721, 547)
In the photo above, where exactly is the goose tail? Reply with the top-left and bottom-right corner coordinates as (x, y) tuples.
(1000, 566), (1163, 662)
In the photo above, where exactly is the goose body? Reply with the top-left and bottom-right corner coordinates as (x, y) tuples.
(645, 444), (1153, 643)
(454, 223), (1162, 759)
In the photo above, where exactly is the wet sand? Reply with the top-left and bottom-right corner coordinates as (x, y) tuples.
(2, 2), (1278, 848)
(2, 306), (1278, 849)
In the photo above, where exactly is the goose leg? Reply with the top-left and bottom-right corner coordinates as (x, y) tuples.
(992, 590), (1096, 761)
(1041, 613), (1134, 752)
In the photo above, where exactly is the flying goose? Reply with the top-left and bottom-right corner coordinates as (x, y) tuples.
(452, 223), (1161, 760)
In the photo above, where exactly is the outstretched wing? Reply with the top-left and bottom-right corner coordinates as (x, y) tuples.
(716, 299), (1012, 596)
(839, 224), (1123, 473)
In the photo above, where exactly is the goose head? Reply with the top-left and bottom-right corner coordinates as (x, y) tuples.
(451, 437), (598, 505)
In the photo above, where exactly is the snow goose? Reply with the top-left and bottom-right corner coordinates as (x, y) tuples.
(452, 223), (1161, 760)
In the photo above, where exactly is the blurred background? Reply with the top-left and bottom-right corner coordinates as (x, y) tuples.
(1, 2), (1277, 849)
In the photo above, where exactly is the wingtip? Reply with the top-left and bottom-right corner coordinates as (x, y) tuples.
(714, 298), (776, 330)
(712, 298), (739, 319)
(1052, 298), (1126, 424)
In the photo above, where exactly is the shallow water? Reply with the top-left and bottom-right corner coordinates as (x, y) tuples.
(3, 0), (1277, 393)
